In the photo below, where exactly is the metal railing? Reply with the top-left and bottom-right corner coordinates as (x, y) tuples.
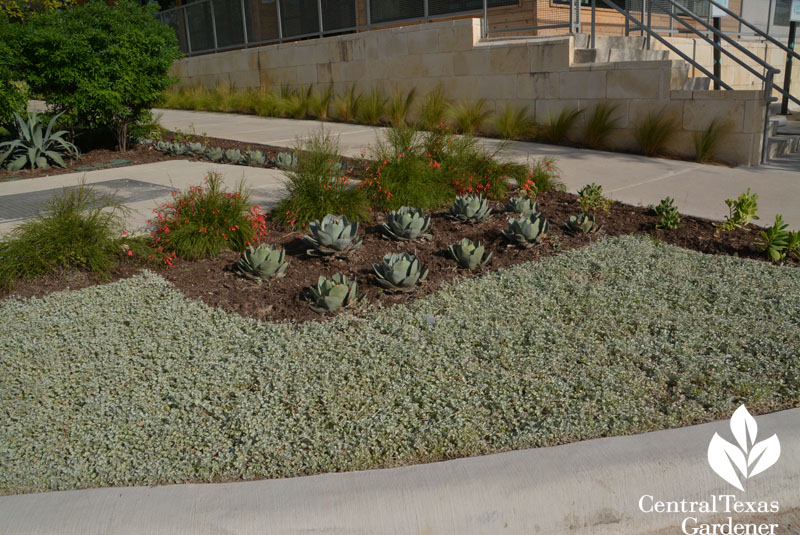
(586, 0), (798, 163)
(157, 0), (523, 57)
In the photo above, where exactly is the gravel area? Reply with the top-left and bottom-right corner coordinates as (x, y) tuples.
(1, 235), (798, 495)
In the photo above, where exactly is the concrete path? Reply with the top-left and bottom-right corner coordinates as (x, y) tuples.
(157, 109), (800, 228)
(0, 160), (286, 235)
(1, 408), (797, 535)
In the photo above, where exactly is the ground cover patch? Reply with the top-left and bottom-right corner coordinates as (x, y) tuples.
(1, 235), (798, 495)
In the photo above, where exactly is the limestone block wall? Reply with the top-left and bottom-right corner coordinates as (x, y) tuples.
(170, 18), (767, 166)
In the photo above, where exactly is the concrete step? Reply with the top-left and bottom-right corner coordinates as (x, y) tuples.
(573, 47), (669, 64)
(767, 133), (800, 158)
(684, 77), (711, 90)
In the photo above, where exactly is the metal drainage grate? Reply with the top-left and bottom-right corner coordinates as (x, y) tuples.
(0, 179), (177, 223)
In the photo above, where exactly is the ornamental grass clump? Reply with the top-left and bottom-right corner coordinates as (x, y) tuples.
(150, 172), (268, 261)
(0, 183), (152, 289)
(274, 129), (368, 226)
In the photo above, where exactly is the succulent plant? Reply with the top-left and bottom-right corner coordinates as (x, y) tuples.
(169, 142), (187, 155)
(505, 196), (539, 215)
(155, 140), (172, 153)
(186, 142), (205, 155)
(232, 244), (289, 281)
(224, 149), (244, 164)
(275, 151), (298, 169)
(449, 238), (492, 270)
(308, 273), (358, 313)
(373, 252), (428, 291)
(245, 150), (266, 166)
(502, 213), (549, 248)
(565, 213), (601, 235)
(381, 206), (432, 241)
(303, 214), (363, 257)
(205, 147), (224, 162)
(0, 111), (80, 170)
(449, 194), (492, 223)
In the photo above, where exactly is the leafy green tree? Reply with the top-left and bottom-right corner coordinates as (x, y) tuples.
(0, 15), (26, 127)
(0, 0), (78, 21)
(18, 0), (181, 150)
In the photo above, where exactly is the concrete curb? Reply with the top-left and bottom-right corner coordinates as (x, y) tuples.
(1, 408), (798, 535)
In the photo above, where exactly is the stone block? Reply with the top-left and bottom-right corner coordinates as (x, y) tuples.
(559, 70), (606, 100)
(407, 28), (441, 55)
(296, 64), (318, 86)
(682, 100), (745, 132)
(439, 19), (479, 52)
(476, 74), (517, 101)
(316, 63), (333, 84)
(377, 30), (408, 58)
(607, 68), (665, 100)
(518, 73), (559, 99)
(628, 100), (684, 130)
(529, 39), (571, 73)
(743, 99), (766, 134)
(489, 45), (531, 74)
(422, 53), (455, 77)
(453, 49), (491, 76)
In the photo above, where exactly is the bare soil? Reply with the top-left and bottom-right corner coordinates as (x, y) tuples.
(3, 190), (791, 323)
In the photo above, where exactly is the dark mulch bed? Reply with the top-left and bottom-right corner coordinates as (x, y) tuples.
(0, 132), (364, 182)
(4, 190), (792, 323)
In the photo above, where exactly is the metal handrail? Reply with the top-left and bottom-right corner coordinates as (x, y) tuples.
(658, 0), (799, 106)
(602, 0), (734, 90)
(705, 0), (800, 63)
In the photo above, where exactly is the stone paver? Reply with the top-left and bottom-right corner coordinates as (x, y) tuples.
(157, 109), (800, 227)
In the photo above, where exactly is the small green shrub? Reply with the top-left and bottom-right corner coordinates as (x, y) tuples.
(539, 107), (583, 144)
(654, 197), (681, 230)
(275, 129), (368, 226)
(358, 87), (388, 125)
(634, 108), (680, 157)
(584, 102), (620, 149)
(331, 85), (362, 122)
(417, 86), (450, 131)
(519, 158), (564, 195)
(721, 188), (759, 231)
(450, 99), (492, 136)
(755, 215), (798, 262)
(0, 111), (79, 170)
(495, 104), (535, 140)
(17, 0), (182, 151)
(360, 126), (452, 211)
(150, 172), (269, 260)
(577, 182), (611, 214)
(0, 14), (26, 127)
(388, 87), (416, 127)
(694, 118), (727, 163)
(0, 184), (146, 289)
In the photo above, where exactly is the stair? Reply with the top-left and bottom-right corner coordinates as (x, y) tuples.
(572, 34), (669, 64)
(767, 117), (800, 159)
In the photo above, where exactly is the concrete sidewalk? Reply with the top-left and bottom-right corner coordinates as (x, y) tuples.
(157, 109), (800, 228)
(0, 160), (286, 235)
(1, 408), (797, 535)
